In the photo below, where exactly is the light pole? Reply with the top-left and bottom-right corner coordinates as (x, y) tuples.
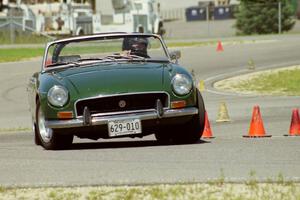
(278, 1), (282, 34)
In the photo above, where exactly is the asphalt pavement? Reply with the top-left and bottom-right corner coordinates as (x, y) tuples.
(0, 34), (300, 187)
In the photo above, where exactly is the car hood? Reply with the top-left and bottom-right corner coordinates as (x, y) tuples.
(54, 62), (171, 97)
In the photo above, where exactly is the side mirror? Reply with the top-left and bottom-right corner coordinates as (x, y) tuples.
(170, 50), (181, 62)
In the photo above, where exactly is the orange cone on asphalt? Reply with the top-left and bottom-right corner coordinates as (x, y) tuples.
(202, 111), (214, 139)
(285, 109), (300, 136)
(243, 106), (271, 138)
(216, 41), (224, 52)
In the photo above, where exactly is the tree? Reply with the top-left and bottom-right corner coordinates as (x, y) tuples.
(235, 0), (295, 35)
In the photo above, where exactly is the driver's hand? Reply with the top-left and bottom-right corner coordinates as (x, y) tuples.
(121, 50), (131, 57)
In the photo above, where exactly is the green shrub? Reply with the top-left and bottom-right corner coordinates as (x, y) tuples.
(235, 0), (295, 35)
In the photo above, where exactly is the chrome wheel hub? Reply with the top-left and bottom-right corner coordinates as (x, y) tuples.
(38, 108), (53, 143)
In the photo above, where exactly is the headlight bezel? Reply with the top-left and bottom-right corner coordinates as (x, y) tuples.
(171, 74), (193, 96)
(47, 85), (69, 108)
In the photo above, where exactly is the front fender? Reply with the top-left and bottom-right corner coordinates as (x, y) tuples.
(163, 64), (197, 107)
(38, 73), (76, 120)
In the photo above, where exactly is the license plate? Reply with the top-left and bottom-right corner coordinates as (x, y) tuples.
(108, 118), (142, 137)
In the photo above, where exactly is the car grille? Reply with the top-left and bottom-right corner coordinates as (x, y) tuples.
(75, 92), (169, 117)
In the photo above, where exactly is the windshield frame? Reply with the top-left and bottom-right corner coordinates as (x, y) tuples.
(42, 32), (171, 72)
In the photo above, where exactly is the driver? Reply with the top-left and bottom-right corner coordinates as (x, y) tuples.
(122, 37), (150, 58)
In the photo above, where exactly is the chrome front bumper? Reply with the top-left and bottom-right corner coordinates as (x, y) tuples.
(45, 107), (198, 129)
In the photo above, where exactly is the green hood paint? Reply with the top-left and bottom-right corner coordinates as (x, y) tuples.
(54, 62), (171, 98)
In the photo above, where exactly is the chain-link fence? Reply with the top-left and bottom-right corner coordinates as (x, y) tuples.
(0, 6), (54, 44)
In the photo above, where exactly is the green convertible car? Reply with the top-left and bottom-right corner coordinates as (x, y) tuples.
(27, 32), (205, 150)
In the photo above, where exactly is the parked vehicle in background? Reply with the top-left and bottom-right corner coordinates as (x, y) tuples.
(0, 0), (165, 37)
(27, 32), (205, 150)
(95, 0), (165, 35)
(29, 0), (97, 36)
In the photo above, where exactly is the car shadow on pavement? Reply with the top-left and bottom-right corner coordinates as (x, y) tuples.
(67, 139), (210, 150)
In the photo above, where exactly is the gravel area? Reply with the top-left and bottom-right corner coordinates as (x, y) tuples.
(0, 183), (300, 200)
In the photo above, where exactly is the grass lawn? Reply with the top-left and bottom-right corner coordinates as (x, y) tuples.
(0, 48), (44, 63)
(214, 66), (300, 96)
(0, 45), (123, 63)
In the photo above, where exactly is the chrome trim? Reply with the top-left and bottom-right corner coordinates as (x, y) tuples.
(118, 100), (126, 108)
(45, 107), (198, 129)
(42, 32), (170, 72)
(74, 91), (170, 117)
(47, 85), (69, 108)
(38, 105), (53, 142)
(91, 109), (160, 118)
(171, 74), (193, 96)
(90, 107), (170, 118)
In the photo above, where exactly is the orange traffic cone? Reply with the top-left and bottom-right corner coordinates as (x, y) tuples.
(216, 41), (224, 52)
(243, 106), (271, 138)
(285, 109), (300, 136)
(202, 111), (214, 139)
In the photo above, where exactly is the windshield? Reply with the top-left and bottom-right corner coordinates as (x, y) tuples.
(44, 34), (170, 69)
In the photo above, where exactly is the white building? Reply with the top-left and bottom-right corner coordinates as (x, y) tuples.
(95, 0), (239, 15)
(95, 0), (113, 15)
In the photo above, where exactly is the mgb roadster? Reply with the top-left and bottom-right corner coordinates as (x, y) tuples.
(27, 32), (205, 150)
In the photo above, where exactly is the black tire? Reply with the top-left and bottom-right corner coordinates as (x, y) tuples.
(155, 128), (172, 144)
(36, 102), (73, 150)
(172, 89), (205, 144)
(196, 89), (206, 138)
(34, 123), (41, 146)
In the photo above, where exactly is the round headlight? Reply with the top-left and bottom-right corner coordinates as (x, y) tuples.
(172, 74), (193, 96)
(47, 85), (69, 107)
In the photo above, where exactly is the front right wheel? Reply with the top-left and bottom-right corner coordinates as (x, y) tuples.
(155, 127), (173, 144)
(35, 102), (73, 150)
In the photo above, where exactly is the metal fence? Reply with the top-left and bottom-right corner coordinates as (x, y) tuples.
(160, 8), (185, 21)
(0, 12), (54, 44)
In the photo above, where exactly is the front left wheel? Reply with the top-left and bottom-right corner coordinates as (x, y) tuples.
(171, 89), (205, 144)
(35, 102), (73, 150)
